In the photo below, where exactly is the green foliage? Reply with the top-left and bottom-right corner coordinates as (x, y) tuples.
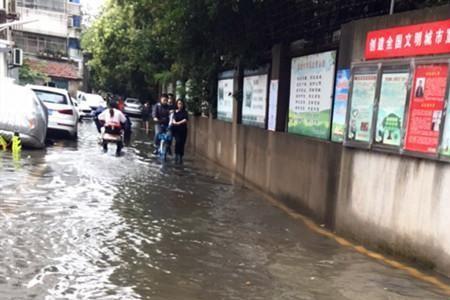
(18, 61), (49, 86)
(83, 0), (449, 109)
(82, 0), (270, 108)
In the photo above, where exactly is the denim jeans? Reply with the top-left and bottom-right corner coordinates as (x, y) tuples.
(154, 124), (161, 148)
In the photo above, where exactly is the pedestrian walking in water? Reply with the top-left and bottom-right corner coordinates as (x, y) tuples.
(167, 93), (176, 112)
(118, 96), (125, 112)
(152, 94), (170, 154)
(142, 101), (151, 133)
(167, 94), (176, 155)
(171, 99), (188, 164)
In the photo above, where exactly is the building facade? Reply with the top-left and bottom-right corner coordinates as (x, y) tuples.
(12, 0), (83, 95)
(0, 0), (15, 79)
(0, 0), (6, 79)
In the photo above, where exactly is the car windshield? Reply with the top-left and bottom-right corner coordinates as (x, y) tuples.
(34, 90), (68, 105)
(126, 99), (139, 104)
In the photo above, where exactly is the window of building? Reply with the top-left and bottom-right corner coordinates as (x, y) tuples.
(13, 31), (67, 56)
(72, 15), (81, 28)
(17, 0), (65, 12)
(50, 79), (69, 90)
(68, 38), (80, 50)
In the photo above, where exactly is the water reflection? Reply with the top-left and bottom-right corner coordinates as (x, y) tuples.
(0, 120), (447, 299)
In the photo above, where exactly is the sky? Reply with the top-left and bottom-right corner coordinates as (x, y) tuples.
(80, 0), (105, 22)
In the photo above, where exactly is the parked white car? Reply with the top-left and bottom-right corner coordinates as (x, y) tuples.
(73, 96), (93, 119)
(124, 98), (143, 116)
(29, 85), (79, 139)
(79, 92), (106, 110)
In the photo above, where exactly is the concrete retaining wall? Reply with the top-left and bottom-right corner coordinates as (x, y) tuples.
(189, 116), (450, 276)
(335, 5), (450, 276)
(189, 117), (342, 226)
(337, 149), (450, 273)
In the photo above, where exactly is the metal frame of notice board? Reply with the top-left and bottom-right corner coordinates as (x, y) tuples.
(287, 49), (339, 141)
(217, 70), (237, 123)
(344, 55), (450, 163)
(344, 63), (380, 150)
(242, 65), (271, 129)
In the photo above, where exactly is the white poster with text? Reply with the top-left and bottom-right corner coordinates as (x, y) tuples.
(242, 74), (268, 127)
(217, 79), (234, 122)
(268, 80), (279, 131)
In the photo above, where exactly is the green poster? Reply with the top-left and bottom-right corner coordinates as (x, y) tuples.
(375, 72), (409, 147)
(347, 73), (378, 143)
(288, 51), (336, 139)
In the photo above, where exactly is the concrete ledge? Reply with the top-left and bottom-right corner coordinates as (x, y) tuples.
(189, 117), (342, 225)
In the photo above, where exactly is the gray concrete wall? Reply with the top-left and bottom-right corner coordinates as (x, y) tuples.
(342, 5), (450, 66)
(337, 149), (450, 274)
(190, 114), (450, 276)
(335, 5), (450, 277)
(189, 117), (342, 226)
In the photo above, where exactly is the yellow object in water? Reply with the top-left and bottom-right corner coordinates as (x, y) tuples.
(0, 136), (7, 151)
(12, 134), (22, 154)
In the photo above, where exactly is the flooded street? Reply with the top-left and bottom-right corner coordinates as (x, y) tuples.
(0, 121), (448, 300)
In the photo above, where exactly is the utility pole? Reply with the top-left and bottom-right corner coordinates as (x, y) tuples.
(390, 0), (395, 15)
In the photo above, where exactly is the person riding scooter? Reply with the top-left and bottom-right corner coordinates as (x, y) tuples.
(98, 100), (127, 156)
(93, 102), (107, 133)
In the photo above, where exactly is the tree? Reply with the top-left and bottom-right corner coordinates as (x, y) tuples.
(83, 0), (449, 111)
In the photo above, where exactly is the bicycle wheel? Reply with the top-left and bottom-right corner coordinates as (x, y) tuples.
(159, 142), (166, 161)
(163, 145), (168, 161)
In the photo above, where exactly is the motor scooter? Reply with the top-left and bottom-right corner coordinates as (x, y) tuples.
(101, 125), (123, 156)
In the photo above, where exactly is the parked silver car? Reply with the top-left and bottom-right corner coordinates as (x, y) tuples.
(124, 98), (143, 116)
(0, 79), (48, 149)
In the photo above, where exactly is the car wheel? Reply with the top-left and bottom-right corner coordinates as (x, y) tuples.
(71, 129), (78, 141)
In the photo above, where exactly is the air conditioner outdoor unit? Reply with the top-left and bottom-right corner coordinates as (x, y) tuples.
(12, 48), (23, 66)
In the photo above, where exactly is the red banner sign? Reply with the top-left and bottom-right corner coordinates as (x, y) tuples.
(365, 19), (450, 59)
(404, 64), (448, 154)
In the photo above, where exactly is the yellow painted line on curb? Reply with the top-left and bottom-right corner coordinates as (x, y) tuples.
(205, 159), (450, 296)
(194, 154), (450, 295)
(261, 190), (450, 297)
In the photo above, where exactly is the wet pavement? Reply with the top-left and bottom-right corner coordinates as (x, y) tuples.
(0, 120), (448, 300)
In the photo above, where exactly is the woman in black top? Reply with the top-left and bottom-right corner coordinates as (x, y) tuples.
(171, 99), (189, 164)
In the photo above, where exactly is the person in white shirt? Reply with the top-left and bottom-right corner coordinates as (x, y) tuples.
(98, 101), (127, 155)
(98, 105), (127, 130)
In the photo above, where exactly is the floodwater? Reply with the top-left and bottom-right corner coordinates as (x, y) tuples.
(0, 121), (448, 300)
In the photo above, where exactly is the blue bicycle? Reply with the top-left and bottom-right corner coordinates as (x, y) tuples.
(157, 125), (173, 162)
